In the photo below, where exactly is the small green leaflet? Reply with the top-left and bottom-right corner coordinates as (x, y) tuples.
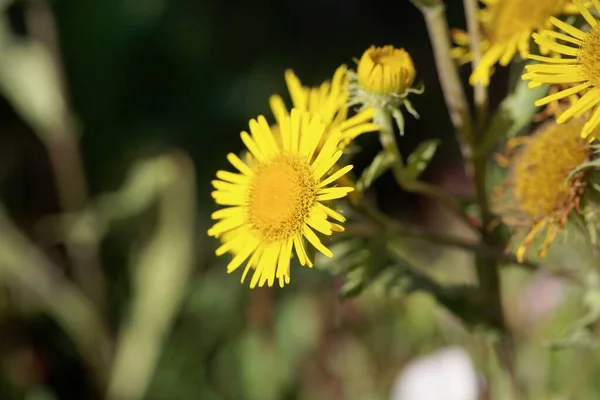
(356, 150), (395, 191)
(403, 139), (441, 181)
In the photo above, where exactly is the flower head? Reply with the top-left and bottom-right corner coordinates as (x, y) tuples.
(494, 119), (590, 261)
(269, 65), (379, 150)
(356, 45), (416, 95)
(208, 107), (354, 288)
(522, 1), (600, 140)
(347, 45), (423, 133)
(452, 0), (577, 86)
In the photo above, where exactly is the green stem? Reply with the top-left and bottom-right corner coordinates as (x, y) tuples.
(412, 0), (507, 335)
(375, 108), (477, 231)
(463, 0), (488, 132)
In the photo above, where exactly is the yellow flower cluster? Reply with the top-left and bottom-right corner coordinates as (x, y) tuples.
(452, 0), (598, 260)
(208, 45), (420, 288)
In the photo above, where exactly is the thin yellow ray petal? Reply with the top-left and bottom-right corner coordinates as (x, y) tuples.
(499, 39), (518, 66)
(317, 187), (354, 201)
(532, 34), (579, 56)
(249, 117), (275, 158)
(574, 90), (600, 117)
(330, 223), (344, 232)
(319, 165), (354, 188)
(574, 0), (597, 27)
(293, 235), (309, 266)
(302, 225), (333, 258)
(338, 108), (376, 130)
(227, 153), (253, 176)
(341, 123), (380, 143)
(226, 240), (257, 273)
(212, 193), (245, 206)
(527, 54), (577, 64)
(317, 202), (346, 222)
(216, 170), (247, 184)
(525, 64), (579, 74)
(241, 131), (265, 161)
(289, 108), (301, 153)
(254, 244), (279, 288)
(517, 31), (531, 59)
(549, 17), (587, 40)
(269, 94), (289, 124)
(526, 73), (585, 85)
(534, 82), (590, 106)
(307, 213), (333, 235)
(208, 216), (245, 237)
(541, 30), (583, 46)
(211, 206), (244, 220)
(285, 69), (308, 111)
(301, 114), (327, 161)
(516, 220), (547, 263)
(211, 180), (238, 191)
(276, 238), (293, 284)
(557, 90), (600, 122)
(582, 106), (600, 138)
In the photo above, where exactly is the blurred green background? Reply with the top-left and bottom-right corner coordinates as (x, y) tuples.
(2, 0), (600, 399)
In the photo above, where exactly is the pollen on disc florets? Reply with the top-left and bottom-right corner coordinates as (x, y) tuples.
(511, 121), (589, 220)
(248, 154), (318, 242)
(578, 24), (600, 89)
(495, 119), (591, 261)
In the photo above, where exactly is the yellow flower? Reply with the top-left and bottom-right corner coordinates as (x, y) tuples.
(269, 65), (379, 150)
(347, 45), (422, 133)
(356, 45), (415, 95)
(452, 0), (578, 86)
(494, 118), (590, 262)
(208, 107), (354, 288)
(522, 0), (600, 140)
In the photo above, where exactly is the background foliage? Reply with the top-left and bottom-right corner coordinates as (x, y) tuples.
(2, 0), (600, 399)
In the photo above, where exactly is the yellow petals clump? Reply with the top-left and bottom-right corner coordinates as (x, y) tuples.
(523, 1), (600, 140)
(356, 45), (416, 95)
(494, 119), (590, 262)
(269, 65), (379, 150)
(452, 0), (577, 86)
(208, 107), (355, 288)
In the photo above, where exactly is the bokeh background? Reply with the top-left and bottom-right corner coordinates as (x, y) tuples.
(2, 0), (600, 399)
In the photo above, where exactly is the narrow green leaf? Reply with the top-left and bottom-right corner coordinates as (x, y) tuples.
(404, 139), (441, 181)
(478, 71), (548, 156)
(356, 150), (395, 191)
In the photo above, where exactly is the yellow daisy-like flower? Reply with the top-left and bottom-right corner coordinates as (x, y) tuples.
(347, 45), (422, 133)
(269, 65), (380, 150)
(208, 108), (354, 288)
(452, 0), (578, 86)
(522, 0), (600, 140)
(494, 118), (590, 262)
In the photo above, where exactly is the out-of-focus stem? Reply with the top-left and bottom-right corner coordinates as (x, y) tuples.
(411, 0), (475, 178)
(0, 207), (111, 393)
(463, 0), (488, 131)
(412, 0), (508, 339)
(26, 1), (107, 311)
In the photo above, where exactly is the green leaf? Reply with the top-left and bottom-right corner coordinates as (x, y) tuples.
(478, 69), (549, 156)
(355, 150), (395, 191)
(403, 139), (441, 181)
